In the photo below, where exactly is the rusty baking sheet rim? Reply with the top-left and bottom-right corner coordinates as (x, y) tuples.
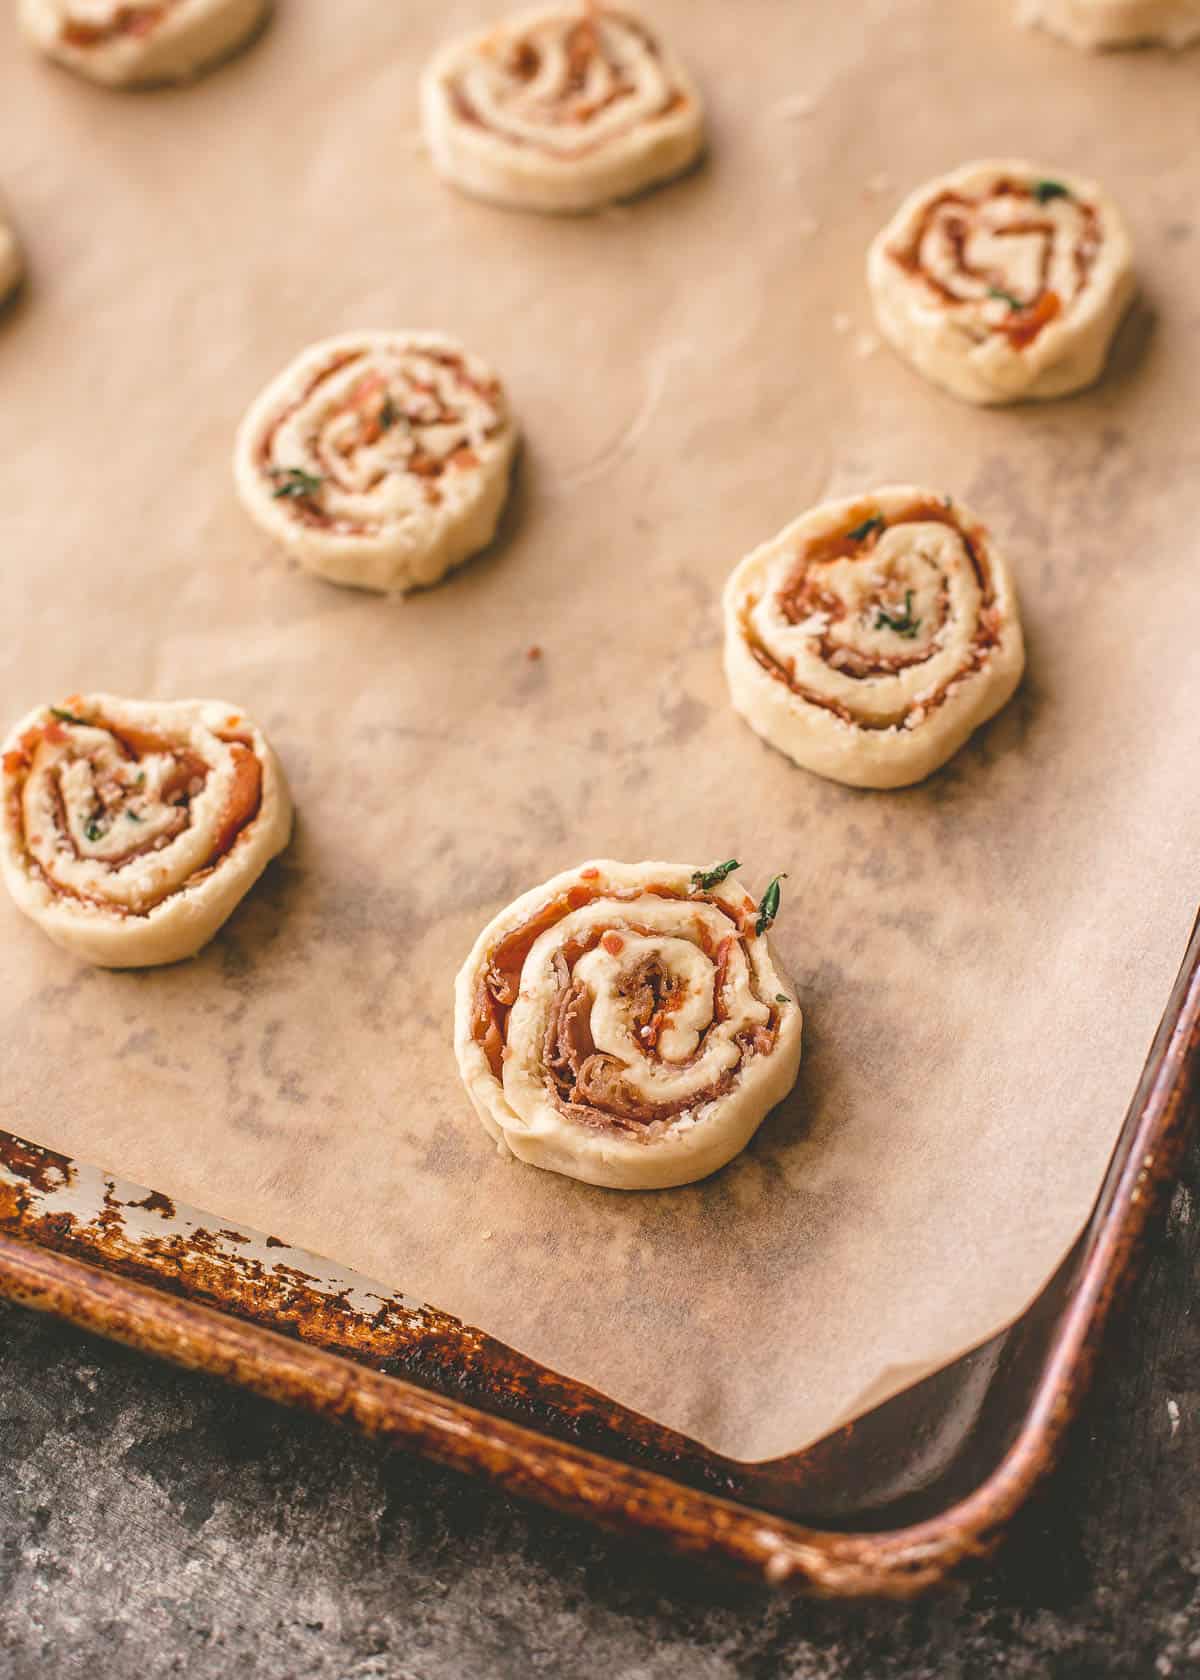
(1, 909), (1197, 1598)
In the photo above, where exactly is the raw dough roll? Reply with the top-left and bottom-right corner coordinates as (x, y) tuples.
(1018, 0), (1200, 46)
(18, 0), (269, 88)
(867, 160), (1135, 405)
(0, 217), (22, 304)
(234, 331), (518, 593)
(420, 3), (704, 214)
(723, 487), (1025, 790)
(0, 694), (292, 967)
(454, 859), (803, 1190)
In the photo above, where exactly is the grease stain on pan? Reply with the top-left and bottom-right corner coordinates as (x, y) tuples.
(0, 1129), (740, 1498)
(0, 1129), (431, 1349)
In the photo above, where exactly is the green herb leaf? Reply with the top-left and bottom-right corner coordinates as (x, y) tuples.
(691, 859), (740, 892)
(379, 397), (399, 431)
(847, 515), (885, 543)
(270, 466), (324, 501)
(875, 588), (922, 639)
(943, 494), (954, 509)
(1032, 178), (1070, 204)
(126, 809), (143, 823)
(775, 993), (789, 1005)
(756, 874), (786, 938)
(50, 707), (91, 727)
(987, 285), (1024, 312)
(84, 820), (103, 843)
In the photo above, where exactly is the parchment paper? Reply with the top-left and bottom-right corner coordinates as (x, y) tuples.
(1, 0), (1198, 1463)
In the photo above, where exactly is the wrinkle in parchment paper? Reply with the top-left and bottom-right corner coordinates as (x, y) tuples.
(0, 0), (1198, 1460)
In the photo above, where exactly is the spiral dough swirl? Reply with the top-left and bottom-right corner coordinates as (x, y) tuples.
(234, 331), (518, 594)
(18, 0), (269, 87)
(454, 860), (803, 1189)
(1, 694), (292, 966)
(868, 160), (1135, 404)
(420, 4), (704, 213)
(723, 486), (1026, 790)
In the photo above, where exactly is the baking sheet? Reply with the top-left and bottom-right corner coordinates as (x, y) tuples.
(1, 0), (1198, 1463)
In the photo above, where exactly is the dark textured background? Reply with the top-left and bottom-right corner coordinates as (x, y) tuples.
(0, 1127), (1197, 1679)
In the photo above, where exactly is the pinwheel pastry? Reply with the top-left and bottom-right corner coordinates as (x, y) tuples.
(1018, 0), (1200, 45)
(18, 0), (269, 88)
(420, 3), (704, 214)
(723, 487), (1025, 790)
(0, 216), (21, 305)
(455, 859), (802, 1190)
(0, 695), (291, 967)
(867, 160), (1135, 404)
(234, 331), (518, 593)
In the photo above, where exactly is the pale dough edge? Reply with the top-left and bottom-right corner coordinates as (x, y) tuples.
(18, 0), (270, 87)
(721, 487), (1027, 791)
(418, 17), (705, 214)
(866, 159), (1136, 406)
(232, 331), (518, 594)
(0, 221), (22, 303)
(0, 696), (293, 968)
(1018, 0), (1200, 47)
(452, 860), (804, 1191)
